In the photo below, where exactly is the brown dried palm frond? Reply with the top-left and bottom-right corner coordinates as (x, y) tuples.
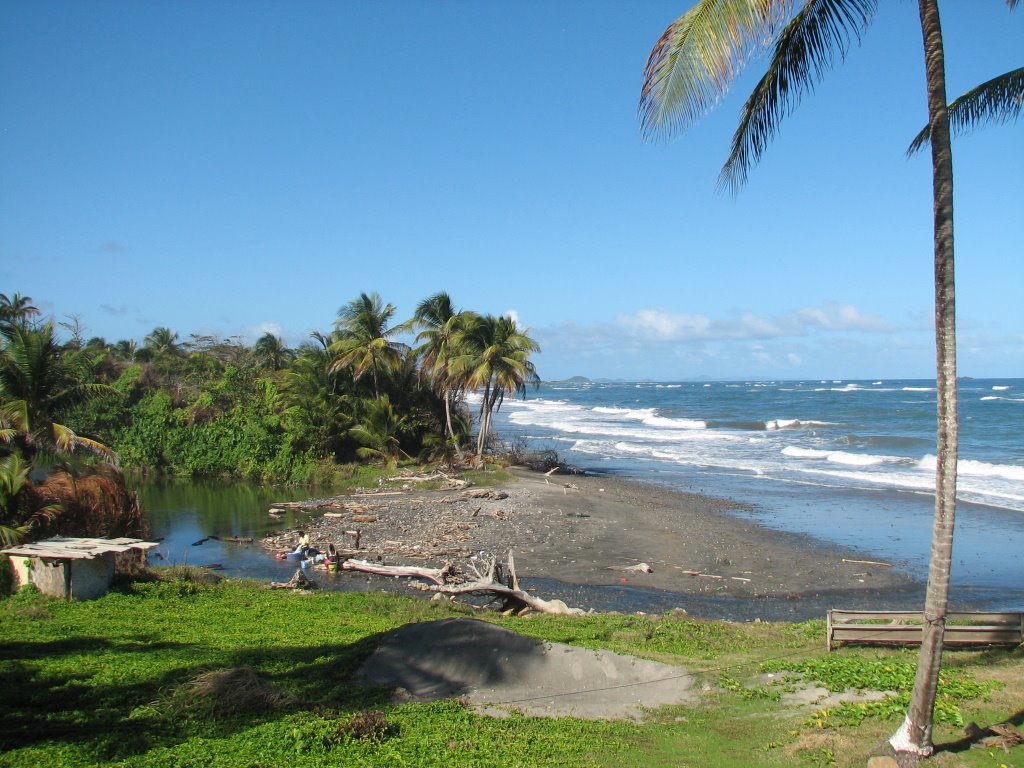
(27, 465), (144, 539)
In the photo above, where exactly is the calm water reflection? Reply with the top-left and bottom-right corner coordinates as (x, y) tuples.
(133, 481), (316, 582)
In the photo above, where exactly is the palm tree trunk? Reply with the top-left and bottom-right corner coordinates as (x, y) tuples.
(478, 386), (499, 459)
(890, 0), (958, 757)
(443, 388), (463, 460)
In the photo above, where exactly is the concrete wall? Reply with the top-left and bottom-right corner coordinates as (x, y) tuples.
(9, 554), (116, 600)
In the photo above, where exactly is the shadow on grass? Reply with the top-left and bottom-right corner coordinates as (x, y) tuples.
(0, 630), (396, 762)
(935, 707), (1024, 756)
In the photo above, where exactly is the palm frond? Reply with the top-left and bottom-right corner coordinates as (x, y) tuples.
(907, 66), (1024, 155)
(0, 523), (28, 547)
(640, 0), (795, 140)
(0, 400), (29, 434)
(719, 0), (877, 192)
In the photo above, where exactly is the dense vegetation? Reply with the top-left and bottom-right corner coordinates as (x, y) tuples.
(2, 290), (539, 484)
(0, 289), (539, 547)
(0, 574), (1019, 768)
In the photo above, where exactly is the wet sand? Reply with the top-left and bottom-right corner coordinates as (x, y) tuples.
(264, 467), (916, 607)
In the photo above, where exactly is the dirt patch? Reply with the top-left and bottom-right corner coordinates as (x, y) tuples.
(354, 618), (697, 720)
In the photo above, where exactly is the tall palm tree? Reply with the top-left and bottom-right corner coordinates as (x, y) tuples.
(142, 327), (183, 359)
(452, 314), (540, 459)
(639, 1), (1019, 758)
(0, 292), (40, 329)
(0, 322), (117, 462)
(253, 333), (293, 372)
(413, 292), (471, 459)
(329, 293), (410, 398)
(111, 339), (138, 363)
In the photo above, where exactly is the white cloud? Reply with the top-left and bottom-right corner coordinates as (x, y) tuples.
(241, 322), (284, 343)
(794, 302), (892, 332)
(614, 301), (893, 343)
(619, 309), (712, 339)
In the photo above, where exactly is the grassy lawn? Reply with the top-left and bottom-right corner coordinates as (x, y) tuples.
(0, 570), (1020, 768)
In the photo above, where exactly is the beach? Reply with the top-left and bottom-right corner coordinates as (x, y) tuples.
(262, 467), (918, 614)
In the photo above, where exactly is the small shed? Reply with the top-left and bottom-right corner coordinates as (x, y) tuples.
(2, 536), (160, 600)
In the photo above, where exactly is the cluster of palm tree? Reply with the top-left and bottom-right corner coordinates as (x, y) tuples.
(3, 288), (541, 471)
(639, 0), (1020, 760)
(0, 294), (136, 546)
(298, 291), (540, 465)
(0, 288), (541, 540)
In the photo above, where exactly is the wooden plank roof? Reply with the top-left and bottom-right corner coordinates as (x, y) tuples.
(1, 536), (160, 560)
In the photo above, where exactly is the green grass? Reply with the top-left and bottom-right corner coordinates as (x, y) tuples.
(1, 574), (1021, 768)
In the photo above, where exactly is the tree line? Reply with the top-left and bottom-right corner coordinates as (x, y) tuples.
(0, 289), (539, 543)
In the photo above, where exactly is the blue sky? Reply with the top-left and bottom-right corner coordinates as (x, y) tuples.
(2, 1), (1021, 382)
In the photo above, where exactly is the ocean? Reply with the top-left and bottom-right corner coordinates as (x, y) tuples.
(480, 378), (1024, 607)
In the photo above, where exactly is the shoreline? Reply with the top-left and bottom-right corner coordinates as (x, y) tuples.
(263, 467), (920, 613)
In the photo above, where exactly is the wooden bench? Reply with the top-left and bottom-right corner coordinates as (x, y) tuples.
(827, 610), (1024, 651)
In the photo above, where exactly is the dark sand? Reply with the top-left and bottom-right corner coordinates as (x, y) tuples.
(264, 467), (917, 614)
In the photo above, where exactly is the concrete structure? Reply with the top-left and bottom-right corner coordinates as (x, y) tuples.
(2, 537), (159, 600)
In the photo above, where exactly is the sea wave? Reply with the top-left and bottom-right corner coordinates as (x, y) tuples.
(781, 446), (891, 466)
(918, 455), (1024, 482)
(641, 414), (707, 430)
(765, 418), (835, 430)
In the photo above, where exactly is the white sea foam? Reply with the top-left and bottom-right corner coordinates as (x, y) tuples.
(993, 385), (1011, 391)
(918, 455), (1024, 482)
(480, 379), (1024, 514)
(642, 414), (707, 429)
(781, 446), (889, 466)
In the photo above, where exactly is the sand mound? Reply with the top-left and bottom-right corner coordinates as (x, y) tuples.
(354, 618), (697, 719)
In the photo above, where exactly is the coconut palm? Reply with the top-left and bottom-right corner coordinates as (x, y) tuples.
(908, 64), (1024, 153)
(142, 327), (183, 359)
(413, 292), (471, 459)
(111, 339), (138, 362)
(253, 333), (293, 372)
(639, 1), (1018, 758)
(452, 314), (540, 459)
(0, 322), (118, 463)
(278, 341), (355, 459)
(329, 293), (410, 399)
(0, 292), (40, 330)
(0, 454), (33, 545)
(348, 395), (411, 467)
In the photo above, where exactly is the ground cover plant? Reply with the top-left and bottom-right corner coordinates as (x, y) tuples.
(0, 574), (1021, 768)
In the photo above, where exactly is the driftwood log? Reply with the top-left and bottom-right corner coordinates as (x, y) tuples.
(340, 551), (584, 616)
(269, 568), (319, 590)
(423, 552), (584, 616)
(341, 558), (456, 585)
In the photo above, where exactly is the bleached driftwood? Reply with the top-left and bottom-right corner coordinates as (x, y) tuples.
(604, 562), (654, 574)
(341, 558), (456, 585)
(269, 568), (318, 590)
(340, 550), (583, 616)
(423, 551), (584, 616)
(382, 472), (467, 489)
